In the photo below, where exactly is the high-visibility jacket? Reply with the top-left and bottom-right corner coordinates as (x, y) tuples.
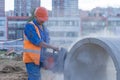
(23, 21), (41, 65)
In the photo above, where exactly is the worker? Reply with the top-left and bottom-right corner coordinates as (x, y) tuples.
(23, 6), (59, 80)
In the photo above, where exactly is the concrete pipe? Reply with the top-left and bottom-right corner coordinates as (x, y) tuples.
(64, 37), (120, 80)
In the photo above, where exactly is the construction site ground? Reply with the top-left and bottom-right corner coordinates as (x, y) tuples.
(0, 59), (63, 80)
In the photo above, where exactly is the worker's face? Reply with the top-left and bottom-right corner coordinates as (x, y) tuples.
(36, 17), (45, 25)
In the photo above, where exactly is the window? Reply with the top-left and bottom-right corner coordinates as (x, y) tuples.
(21, 13), (24, 16)
(0, 20), (5, 26)
(27, 13), (29, 16)
(66, 32), (77, 37)
(0, 31), (4, 36)
(16, 13), (18, 16)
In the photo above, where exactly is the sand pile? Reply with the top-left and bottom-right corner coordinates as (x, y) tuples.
(0, 59), (27, 80)
(0, 59), (64, 80)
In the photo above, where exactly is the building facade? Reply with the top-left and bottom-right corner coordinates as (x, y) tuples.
(52, 0), (65, 17)
(107, 16), (120, 35)
(14, 0), (40, 16)
(79, 7), (120, 36)
(6, 10), (14, 16)
(0, 0), (6, 41)
(7, 16), (29, 40)
(64, 0), (79, 17)
(52, 0), (79, 17)
(0, 17), (7, 41)
(90, 7), (120, 17)
(81, 16), (107, 36)
(45, 17), (81, 48)
(51, 0), (80, 48)
(0, 0), (5, 16)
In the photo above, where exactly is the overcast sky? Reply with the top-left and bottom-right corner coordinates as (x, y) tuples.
(5, 0), (120, 11)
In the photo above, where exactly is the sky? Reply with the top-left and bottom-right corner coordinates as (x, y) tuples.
(5, 0), (120, 11)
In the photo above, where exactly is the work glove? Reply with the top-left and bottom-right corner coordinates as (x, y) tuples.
(41, 47), (68, 74)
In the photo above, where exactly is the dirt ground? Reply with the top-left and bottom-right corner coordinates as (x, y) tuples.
(0, 59), (63, 80)
(0, 59), (27, 80)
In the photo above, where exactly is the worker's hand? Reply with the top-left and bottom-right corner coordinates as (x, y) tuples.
(53, 47), (60, 52)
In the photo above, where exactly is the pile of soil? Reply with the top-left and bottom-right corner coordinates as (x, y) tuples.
(0, 65), (24, 73)
(0, 59), (63, 80)
(0, 59), (27, 80)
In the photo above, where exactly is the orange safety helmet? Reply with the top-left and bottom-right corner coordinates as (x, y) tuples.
(34, 7), (48, 21)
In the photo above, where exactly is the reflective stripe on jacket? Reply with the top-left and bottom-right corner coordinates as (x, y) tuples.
(23, 21), (41, 65)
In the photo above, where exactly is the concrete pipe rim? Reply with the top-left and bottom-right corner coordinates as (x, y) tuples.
(64, 37), (119, 80)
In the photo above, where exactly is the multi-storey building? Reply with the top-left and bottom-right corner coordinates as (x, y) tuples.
(107, 16), (120, 35)
(0, 17), (7, 41)
(50, 0), (80, 48)
(7, 16), (29, 40)
(64, 0), (79, 17)
(52, 0), (64, 17)
(6, 10), (14, 16)
(45, 17), (81, 48)
(0, 0), (5, 16)
(0, 0), (6, 41)
(79, 7), (120, 36)
(9, 0), (40, 40)
(14, 0), (40, 16)
(52, 0), (79, 17)
(90, 7), (120, 17)
(81, 16), (107, 36)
